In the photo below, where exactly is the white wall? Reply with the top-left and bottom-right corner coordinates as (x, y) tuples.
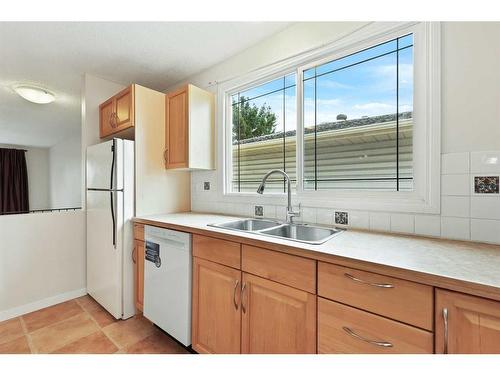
(0, 144), (50, 211)
(178, 22), (500, 244)
(0, 211), (86, 321)
(49, 133), (82, 208)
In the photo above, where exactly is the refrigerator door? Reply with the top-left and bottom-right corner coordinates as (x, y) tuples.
(86, 139), (123, 190)
(86, 189), (124, 319)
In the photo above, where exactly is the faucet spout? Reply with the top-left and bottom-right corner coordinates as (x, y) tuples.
(256, 169), (300, 223)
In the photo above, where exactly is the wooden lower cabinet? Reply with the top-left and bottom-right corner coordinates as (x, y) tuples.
(436, 289), (500, 354)
(318, 298), (433, 354)
(192, 257), (241, 354)
(241, 273), (316, 354)
(133, 239), (145, 311)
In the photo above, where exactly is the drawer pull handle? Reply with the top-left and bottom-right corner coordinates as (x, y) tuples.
(342, 327), (393, 348)
(132, 245), (137, 264)
(344, 273), (394, 288)
(443, 308), (449, 354)
(233, 280), (239, 310)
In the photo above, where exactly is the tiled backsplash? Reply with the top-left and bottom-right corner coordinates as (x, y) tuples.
(191, 151), (500, 245)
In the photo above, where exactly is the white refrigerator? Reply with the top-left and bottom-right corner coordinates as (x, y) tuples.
(86, 138), (135, 319)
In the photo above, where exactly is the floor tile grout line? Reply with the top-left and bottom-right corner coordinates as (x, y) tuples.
(23, 300), (85, 335)
(19, 316), (36, 354)
(76, 296), (122, 352)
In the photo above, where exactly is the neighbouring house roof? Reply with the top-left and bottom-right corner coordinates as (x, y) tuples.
(236, 111), (413, 145)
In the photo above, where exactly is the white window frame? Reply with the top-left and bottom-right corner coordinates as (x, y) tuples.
(217, 22), (441, 214)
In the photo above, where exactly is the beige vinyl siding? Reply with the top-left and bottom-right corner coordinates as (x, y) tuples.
(232, 117), (413, 192)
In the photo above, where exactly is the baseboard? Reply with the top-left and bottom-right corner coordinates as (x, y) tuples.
(0, 288), (87, 322)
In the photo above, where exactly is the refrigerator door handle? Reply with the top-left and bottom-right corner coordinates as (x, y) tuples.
(110, 139), (116, 249)
(110, 191), (116, 249)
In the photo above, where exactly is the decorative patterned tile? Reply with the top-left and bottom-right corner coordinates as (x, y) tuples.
(334, 211), (348, 225)
(474, 176), (499, 194)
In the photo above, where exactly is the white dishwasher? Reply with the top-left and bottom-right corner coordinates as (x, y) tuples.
(144, 226), (192, 346)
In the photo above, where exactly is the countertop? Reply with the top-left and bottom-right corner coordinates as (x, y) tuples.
(134, 212), (500, 300)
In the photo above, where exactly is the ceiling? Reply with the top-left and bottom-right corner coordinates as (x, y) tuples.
(0, 22), (291, 147)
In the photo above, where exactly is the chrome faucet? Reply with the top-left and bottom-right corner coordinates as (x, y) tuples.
(257, 169), (300, 223)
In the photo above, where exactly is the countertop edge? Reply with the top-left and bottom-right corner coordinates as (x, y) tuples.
(133, 216), (500, 302)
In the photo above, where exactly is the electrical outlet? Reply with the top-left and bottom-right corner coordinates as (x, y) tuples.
(335, 211), (348, 225)
(255, 206), (263, 217)
(203, 181), (211, 191)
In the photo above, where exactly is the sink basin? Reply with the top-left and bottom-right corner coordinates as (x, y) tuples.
(209, 218), (343, 245)
(210, 218), (281, 231)
(260, 223), (343, 245)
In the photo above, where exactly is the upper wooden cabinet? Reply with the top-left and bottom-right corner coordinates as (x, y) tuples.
(436, 289), (500, 354)
(165, 84), (214, 170)
(99, 85), (134, 138)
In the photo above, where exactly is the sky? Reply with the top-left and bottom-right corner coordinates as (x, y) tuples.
(232, 34), (414, 136)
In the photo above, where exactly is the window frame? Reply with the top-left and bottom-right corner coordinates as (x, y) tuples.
(218, 22), (441, 214)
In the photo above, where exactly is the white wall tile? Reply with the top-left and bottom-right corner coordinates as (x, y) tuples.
(441, 196), (470, 217)
(369, 213), (390, 232)
(316, 208), (334, 226)
(470, 151), (500, 173)
(441, 217), (470, 240)
(275, 206), (287, 221)
(262, 205), (277, 219)
(300, 206), (317, 224)
(442, 152), (470, 174)
(441, 174), (470, 196)
(471, 219), (500, 244)
(390, 214), (415, 234)
(415, 215), (441, 237)
(471, 196), (500, 220)
(349, 211), (369, 229)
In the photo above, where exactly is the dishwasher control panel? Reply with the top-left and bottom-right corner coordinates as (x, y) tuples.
(145, 241), (161, 267)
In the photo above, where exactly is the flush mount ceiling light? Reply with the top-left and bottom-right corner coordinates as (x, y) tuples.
(13, 84), (55, 104)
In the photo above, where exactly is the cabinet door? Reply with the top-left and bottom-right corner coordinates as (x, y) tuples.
(241, 273), (316, 354)
(134, 240), (145, 311)
(436, 289), (500, 354)
(192, 257), (241, 354)
(115, 86), (134, 130)
(165, 86), (189, 169)
(99, 97), (115, 138)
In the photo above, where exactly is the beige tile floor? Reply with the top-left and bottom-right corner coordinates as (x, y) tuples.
(0, 295), (190, 354)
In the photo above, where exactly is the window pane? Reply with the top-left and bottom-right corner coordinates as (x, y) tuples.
(302, 35), (413, 191)
(231, 74), (297, 193)
(398, 34), (413, 49)
(314, 39), (397, 77)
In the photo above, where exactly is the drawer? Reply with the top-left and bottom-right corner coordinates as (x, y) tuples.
(242, 245), (316, 293)
(318, 262), (433, 331)
(193, 235), (241, 269)
(133, 223), (144, 241)
(318, 298), (433, 354)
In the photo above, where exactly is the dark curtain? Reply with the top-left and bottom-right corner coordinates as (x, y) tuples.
(0, 148), (29, 214)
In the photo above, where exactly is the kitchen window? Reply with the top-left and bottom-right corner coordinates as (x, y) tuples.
(221, 22), (440, 213)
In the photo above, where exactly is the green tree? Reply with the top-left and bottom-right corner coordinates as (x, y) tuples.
(233, 96), (277, 140)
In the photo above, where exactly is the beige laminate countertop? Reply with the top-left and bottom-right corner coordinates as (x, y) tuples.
(134, 212), (500, 300)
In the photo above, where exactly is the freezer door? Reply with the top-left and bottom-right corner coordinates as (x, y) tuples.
(86, 139), (123, 190)
(86, 189), (124, 319)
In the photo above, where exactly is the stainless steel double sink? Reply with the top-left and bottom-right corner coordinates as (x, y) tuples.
(209, 218), (343, 245)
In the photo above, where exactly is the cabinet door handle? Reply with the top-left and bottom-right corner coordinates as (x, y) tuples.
(132, 245), (137, 264)
(342, 327), (393, 348)
(233, 280), (239, 310)
(344, 273), (394, 288)
(241, 282), (247, 314)
(443, 308), (449, 354)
